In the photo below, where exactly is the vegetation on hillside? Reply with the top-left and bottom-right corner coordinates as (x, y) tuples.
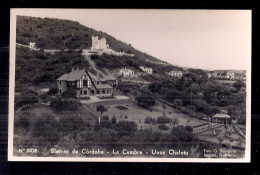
(16, 15), (164, 63)
(15, 46), (89, 90)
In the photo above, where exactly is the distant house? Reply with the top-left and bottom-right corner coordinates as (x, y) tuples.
(212, 113), (231, 123)
(167, 70), (183, 78)
(29, 42), (36, 48)
(100, 74), (118, 87)
(139, 66), (153, 74)
(226, 72), (235, 79)
(57, 68), (114, 98)
(119, 67), (138, 78)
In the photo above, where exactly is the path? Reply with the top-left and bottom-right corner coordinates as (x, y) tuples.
(83, 55), (105, 77)
(16, 43), (40, 51)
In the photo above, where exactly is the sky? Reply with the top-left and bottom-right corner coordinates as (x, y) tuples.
(12, 9), (251, 70)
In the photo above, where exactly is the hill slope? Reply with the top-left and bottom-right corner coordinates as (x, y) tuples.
(15, 15), (184, 87)
(16, 15), (166, 64)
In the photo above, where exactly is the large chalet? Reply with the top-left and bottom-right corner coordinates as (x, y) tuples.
(57, 68), (117, 98)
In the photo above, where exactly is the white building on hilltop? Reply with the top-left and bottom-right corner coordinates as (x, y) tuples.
(139, 66), (153, 74)
(91, 36), (109, 50)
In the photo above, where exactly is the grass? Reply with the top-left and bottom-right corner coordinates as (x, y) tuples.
(101, 100), (205, 133)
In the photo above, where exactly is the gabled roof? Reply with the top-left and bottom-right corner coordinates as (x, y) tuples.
(101, 75), (117, 81)
(57, 69), (85, 81)
(95, 84), (113, 89)
(212, 113), (231, 119)
(87, 72), (100, 82)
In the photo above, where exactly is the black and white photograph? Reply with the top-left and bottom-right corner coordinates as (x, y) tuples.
(8, 9), (251, 162)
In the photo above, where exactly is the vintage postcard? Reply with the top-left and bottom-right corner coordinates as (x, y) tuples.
(8, 9), (251, 162)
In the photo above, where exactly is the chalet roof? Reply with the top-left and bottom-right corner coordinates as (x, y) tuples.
(212, 113), (231, 119)
(95, 84), (113, 89)
(101, 75), (117, 81)
(87, 72), (100, 82)
(57, 69), (86, 81)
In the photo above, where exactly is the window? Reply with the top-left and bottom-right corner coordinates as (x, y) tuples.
(84, 90), (87, 95)
(59, 89), (61, 93)
(102, 90), (106, 94)
(80, 90), (82, 95)
(59, 81), (61, 85)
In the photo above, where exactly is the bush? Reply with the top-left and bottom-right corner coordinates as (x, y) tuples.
(32, 113), (60, 144)
(50, 97), (81, 111)
(15, 90), (39, 109)
(39, 92), (49, 103)
(48, 87), (59, 96)
(158, 124), (169, 131)
(112, 116), (117, 124)
(61, 88), (76, 98)
(145, 116), (157, 124)
(116, 121), (138, 136)
(157, 116), (171, 124)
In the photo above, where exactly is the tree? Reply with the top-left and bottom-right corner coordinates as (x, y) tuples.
(158, 124), (169, 132)
(185, 126), (193, 133)
(171, 125), (193, 142)
(233, 80), (246, 92)
(162, 104), (166, 117)
(48, 87), (59, 96)
(148, 82), (162, 93)
(61, 88), (76, 98)
(112, 115), (117, 124)
(96, 105), (107, 123)
(15, 90), (39, 109)
(115, 121), (138, 136)
(172, 118), (179, 127)
(157, 116), (171, 124)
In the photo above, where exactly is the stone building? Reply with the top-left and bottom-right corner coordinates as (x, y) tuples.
(91, 36), (109, 50)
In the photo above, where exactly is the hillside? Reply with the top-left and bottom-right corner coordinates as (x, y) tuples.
(15, 15), (186, 87)
(16, 15), (166, 64)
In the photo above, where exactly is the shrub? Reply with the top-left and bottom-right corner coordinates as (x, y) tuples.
(112, 116), (117, 124)
(50, 97), (81, 111)
(157, 116), (171, 124)
(15, 90), (39, 109)
(61, 88), (76, 98)
(116, 121), (138, 136)
(48, 87), (59, 96)
(39, 92), (49, 103)
(158, 124), (169, 131)
(145, 116), (157, 124)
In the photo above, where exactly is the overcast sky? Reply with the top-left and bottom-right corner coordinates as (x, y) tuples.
(12, 9), (251, 70)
